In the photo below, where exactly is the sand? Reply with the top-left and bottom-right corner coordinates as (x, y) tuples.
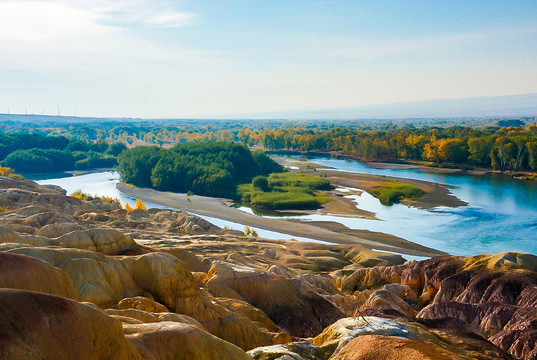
(117, 183), (446, 257)
(275, 156), (467, 209)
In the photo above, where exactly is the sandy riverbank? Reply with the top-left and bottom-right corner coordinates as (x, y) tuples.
(276, 157), (467, 209)
(117, 182), (445, 257)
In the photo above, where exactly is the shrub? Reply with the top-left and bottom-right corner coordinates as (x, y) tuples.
(70, 190), (121, 208)
(135, 199), (147, 210)
(239, 172), (332, 210)
(371, 182), (425, 205)
(252, 175), (270, 192)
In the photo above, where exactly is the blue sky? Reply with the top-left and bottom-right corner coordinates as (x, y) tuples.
(0, 0), (536, 118)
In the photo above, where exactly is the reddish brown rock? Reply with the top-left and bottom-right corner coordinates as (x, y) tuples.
(331, 335), (464, 360)
(205, 261), (345, 337)
(0, 251), (77, 300)
(0, 289), (141, 359)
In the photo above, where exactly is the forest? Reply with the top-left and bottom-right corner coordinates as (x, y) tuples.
(258, 124), (537, 172)
(2, 116), (537, 173)
(0, 134), (126, 173)
(117, 142), (283, 197)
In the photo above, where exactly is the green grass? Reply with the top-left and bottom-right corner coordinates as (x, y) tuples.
(370, 181), (425, 205)
(238, 172), (333, 210)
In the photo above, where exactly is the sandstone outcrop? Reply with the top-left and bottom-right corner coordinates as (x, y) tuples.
(205, 260), (344, 337)
(117, 296), (169, 313)
(0, 251), (78, 300)
(313, 317), (514, 360)
(123, 322), (252, 360)
(331, 335), (464, 360)
(248, 341), (324, 360)
(0, 289), (141, 360)
(1, 175), (535, 359)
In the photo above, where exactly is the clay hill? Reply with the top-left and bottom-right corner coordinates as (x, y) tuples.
(0, 175), (536, 359)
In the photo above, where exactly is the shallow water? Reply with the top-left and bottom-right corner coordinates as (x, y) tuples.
(34, 171), (320, 244)
(32, 156), (537, 257)
(270, 156), (537, 256)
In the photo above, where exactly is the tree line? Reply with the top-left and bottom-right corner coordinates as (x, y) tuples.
(258, 125), (537, 172)
(117, 142), (283, 197)
(0, 134), (126, 173)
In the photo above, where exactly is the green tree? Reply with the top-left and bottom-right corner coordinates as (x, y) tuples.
(252, 175), (270, 192)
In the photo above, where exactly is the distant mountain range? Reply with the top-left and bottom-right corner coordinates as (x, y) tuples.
(209, 93), (537, 120)
(1, 93), (536, 122)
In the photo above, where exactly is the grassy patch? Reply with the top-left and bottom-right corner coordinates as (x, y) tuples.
(370, 181), (425, 205)
(238, 172), (333, 210)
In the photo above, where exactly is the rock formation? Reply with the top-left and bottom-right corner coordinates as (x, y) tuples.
(0, 175), (533, 359)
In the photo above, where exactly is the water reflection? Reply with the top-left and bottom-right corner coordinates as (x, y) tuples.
(34, 171), (321, 244)
(32, 155), (537, 257)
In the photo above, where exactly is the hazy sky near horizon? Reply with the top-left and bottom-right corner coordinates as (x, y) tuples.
(1, 0), (536, 118)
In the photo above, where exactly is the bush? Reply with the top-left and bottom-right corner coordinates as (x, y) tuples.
(238, 172), (332, 210)
(135, 199), (147, 210)
(371, 182), (424, 205)
(252, 176), (270, 192)
(70, 190), (121, 208)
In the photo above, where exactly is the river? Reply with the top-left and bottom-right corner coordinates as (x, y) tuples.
(32, 155), (537, 257)
(33, 171), (317, 243)
(273, 156), (537, 256)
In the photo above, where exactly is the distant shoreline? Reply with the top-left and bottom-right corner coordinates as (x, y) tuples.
(267, 150), (537, 181)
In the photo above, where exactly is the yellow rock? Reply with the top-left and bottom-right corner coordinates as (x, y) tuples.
(0, 289), (141, 360)
(8, 246), (142, 307)
(464, 252), (537, 272)
(0, 251), (78, 300)
(123, 322), (252, 360)
(117, 296), (169, 313)
(57, 228), (137, 254)
(105, 308), (205, 329)
(331, 334), (464, 360)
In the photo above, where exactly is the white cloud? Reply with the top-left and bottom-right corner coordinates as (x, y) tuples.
(0, 0), (209, 72)
(0, 1), (109, 41)
(84, 0), (199, 28)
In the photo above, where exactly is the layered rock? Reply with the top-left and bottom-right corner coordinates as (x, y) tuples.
(0, 289), (141, 360)
(248, 342), (324, 360)
(205, 261), (344, 337)
(123, 322), (252, 360)
(313, 317), (514, 360)
(335, 253), (537, 359)
(0, 251), (78, 300)
(1, 175), (535, 359)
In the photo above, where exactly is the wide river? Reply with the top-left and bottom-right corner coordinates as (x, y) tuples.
(32, 156), (537, 257)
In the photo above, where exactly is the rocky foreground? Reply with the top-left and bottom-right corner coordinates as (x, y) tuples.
(0, 176), (536, 359)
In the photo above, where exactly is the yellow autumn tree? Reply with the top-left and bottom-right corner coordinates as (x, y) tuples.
(0, 166), (24, 180)
(135, 199), (147, 210)
(124, 202), (133, 211)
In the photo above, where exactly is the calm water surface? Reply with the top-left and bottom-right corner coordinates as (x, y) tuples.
(34, 171), (317, 243)
(279, 156), (537, 256)
(32, 156), (537, 257)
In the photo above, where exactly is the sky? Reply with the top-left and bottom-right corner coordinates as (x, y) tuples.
(0, 0), (536, 118)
